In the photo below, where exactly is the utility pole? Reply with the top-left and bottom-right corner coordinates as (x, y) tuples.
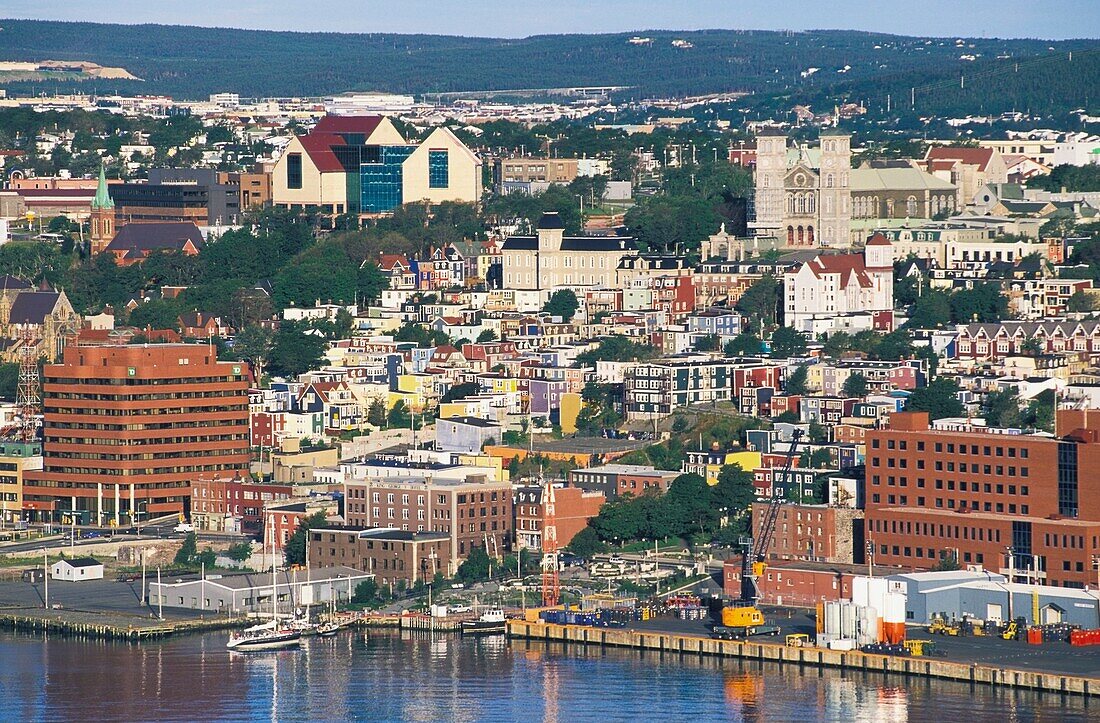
(140, 548), (146, 605)
(866, 540), (874, 578)
(43, 549), (48, 609)
(157, 566), (163, 620)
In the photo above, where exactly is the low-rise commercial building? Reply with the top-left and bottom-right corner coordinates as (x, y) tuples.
(308, 527), (451, 588)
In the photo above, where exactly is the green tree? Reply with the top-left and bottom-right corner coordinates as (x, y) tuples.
(232, 324), (274, 376)
(226, 541), (253, 563)
(476, 328), (498, 343)
(353, 578), (380, 605)
(983, 388), (1023, 428)
(770, 326), (807, 359)
(905, 378), (964, 420)
(713, 463), (755, 530)
(283, 511), (329, 566)
(724, 332), (763, 357)
(268, 321), (326, 377)
(388, 400), (411, 428)
(174, 532), (198, 566)
(367, 398), (387, 428)
(665, 473), (718, 535)
(567, 526), (605, 559)
(1026, 389), (1056, 433)
(1020, 338), (1043, 357)
(949, 283), (1008, 324)
(786, 365), (809, 395)
(842, 373), (869, 398)
(735, 275), (780, 331)
(543, 289), (579, 321)
(0, 362), (19, 400)
(694, 334), (721, 352)
(906, 289), (952, 329)
(456, 545), (492, 583)
(197, 548), (217, 569)
(575, 335), (660, 366)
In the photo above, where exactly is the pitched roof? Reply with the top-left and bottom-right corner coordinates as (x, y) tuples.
(537, 212), (565, 230)
(0, 275), (31, 292)
(297, 132), (346, 173)
(926, 146), (996, 171)
(105, 222), (204, 256)
(92, 165), (114, 210)
(851, 167), (956, 192)
(178, 311), (219, 329)
(501, 234), (638, 252)
(61, 557), (102, 568)
(9, 291), (62, 324)
(378, 253), (410, 271)
(865, 233), (892, 247)
(802, 253), (873, 289)
(312, 115), (384, 136)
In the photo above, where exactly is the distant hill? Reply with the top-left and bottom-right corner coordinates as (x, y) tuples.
(0, 19), (1097, 107)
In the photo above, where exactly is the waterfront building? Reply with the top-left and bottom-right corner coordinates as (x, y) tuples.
(865, 410), (1100, 588)
(148, 565), (370, 614)
(0, 439), (41, 525)
(23, 344), (251, 524)
(308, 527), (451, 588)
(342, 473), (513, 572)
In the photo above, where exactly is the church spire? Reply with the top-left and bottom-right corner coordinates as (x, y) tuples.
(92, 165), (114, 210)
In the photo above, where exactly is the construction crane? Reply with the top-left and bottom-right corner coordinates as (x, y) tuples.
(721, 428), (804, 632)
(541, 471), (560, 607)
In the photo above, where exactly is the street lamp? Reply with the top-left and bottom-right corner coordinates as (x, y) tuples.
(866, 540), (875, 578)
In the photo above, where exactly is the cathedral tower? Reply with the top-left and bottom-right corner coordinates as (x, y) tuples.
(89, 165), (116, 255)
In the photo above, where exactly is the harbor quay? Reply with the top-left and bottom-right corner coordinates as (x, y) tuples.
(507, 619), (1100, 698)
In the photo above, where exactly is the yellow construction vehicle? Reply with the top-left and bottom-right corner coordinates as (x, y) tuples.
(1001, 617), (1025, 641)
(928, 616), (960, 636)
(721, 430), (804, 636)
(786, 633), (810, 647)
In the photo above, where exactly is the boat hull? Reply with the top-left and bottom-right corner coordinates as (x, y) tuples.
(461, 621), (506, 635)
(227, 631), (302, 651)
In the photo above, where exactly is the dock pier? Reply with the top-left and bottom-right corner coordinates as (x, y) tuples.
(507, 620), (1099, 698)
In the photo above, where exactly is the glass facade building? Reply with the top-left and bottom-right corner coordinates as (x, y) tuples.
(361, 145), (416, 213)
(429, 150), (450, 189)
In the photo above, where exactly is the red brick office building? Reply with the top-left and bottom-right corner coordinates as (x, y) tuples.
(24, 344), (250, 524)
(865, 410), (1100, 588)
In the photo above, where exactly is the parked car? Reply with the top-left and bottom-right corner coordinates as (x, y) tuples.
(81, 531), (102, 539)
(174, 523), (195, 534)
(608, 554), (625, 565)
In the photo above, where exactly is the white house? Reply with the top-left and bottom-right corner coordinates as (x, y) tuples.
(783, 235), (893, 333)
(51, 557), (104, 582)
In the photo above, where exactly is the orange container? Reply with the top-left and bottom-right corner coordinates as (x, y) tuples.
(882, 622), (906, 645)
(1027, 627), (1043, 645)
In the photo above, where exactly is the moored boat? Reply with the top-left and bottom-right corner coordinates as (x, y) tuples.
(461, 608), (506, 635)
(227, 621), (302, 651)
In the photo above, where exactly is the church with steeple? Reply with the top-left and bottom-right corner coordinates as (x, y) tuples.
(89, 166), (116, 255)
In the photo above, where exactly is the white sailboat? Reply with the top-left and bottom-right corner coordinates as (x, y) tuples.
(227, 516), (302, 651)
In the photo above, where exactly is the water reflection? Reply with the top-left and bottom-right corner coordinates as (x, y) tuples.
(0, 630), (1092, 722)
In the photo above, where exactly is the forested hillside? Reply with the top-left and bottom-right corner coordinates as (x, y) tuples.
(0, 19), (1096, 103)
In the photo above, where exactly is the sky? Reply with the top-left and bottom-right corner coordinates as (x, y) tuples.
(1, 0), (1099, 39)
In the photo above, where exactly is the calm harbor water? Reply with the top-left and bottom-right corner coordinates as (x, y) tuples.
(0, 628), (1091, 722)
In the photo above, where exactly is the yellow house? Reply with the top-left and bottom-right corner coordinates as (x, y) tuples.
(559, 392), (582, 435)
(454, 453), (506, 482)
(684, 449), (762, 486)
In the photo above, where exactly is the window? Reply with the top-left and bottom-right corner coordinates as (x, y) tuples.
(428, 149), (449, 188)
(286, 153), (302, 189)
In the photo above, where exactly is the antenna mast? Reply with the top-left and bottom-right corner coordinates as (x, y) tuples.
(16, 326), (40, 442)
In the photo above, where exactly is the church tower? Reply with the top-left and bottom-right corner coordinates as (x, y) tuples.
(89, 165), (116, 255)
(751, 132), (787, 236)
(817, 133), (852, 248)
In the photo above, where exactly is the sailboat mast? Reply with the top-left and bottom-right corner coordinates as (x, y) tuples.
(270, 514), (277, 624)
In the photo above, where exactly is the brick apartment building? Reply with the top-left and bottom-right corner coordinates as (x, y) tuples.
(342, 474), (512, 573)
(865, 410), (1100, 588)
(569, 464), (679, 498)
(514, 484), (605, 551)
(751, 502), (864, 565)
(309, 527), (451, 588)
(24, 344), (250, 524)
(190, 476), (295, 533)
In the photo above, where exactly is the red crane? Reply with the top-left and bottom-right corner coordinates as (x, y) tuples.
(541, 475), (560, 607)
